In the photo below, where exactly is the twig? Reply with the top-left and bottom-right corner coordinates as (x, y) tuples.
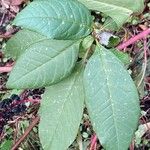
(0, 13), (5, 26)
(117, 28), (150, 50)
(0, 66), (13, 73)
(11, 116), (40, 150)
(13, 121), (19, 144)
(137, 38), (148, 87)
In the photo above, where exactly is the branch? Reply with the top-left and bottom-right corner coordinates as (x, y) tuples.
(0, 34), (12, 38)
(11, 116), (40, 150)
(117, 28), (150, 50)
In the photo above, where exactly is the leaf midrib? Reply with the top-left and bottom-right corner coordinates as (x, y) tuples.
(47, 71), (81, 149)
(98, 48), (119, 149)
(14, 16), (91, 29)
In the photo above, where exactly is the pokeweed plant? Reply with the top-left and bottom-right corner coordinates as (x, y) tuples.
(5, 0), (144, 149)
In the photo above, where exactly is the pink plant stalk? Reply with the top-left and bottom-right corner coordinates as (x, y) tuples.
(90, 134), (97, 150)
(0, 66), (13, 73)
(117, 28), (150, 50)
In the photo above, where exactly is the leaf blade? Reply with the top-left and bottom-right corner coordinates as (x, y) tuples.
(110, 48), (131, 65)
(78, 0), (144, 27)
(7, 40), (80, 89)
(5, 29), (47, 59)
(84, 45), (140, 150)
(39, 65), (84, 150)
(13, 0), (92, 40)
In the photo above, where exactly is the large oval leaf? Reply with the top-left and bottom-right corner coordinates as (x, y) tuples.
(39, 65), (84, 150)
(13, 0), (92, 40)
(7, 40), (80, 89)
(84, 45), (140, 150)
(78, 0), (144, 27)
(5, 29), (47, 59)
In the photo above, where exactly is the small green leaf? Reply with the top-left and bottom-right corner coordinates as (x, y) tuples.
(84, 45), (140, 150)
(79, 35), (94, 58)
(81, 35), (94, 50)
(0, 140), (12, 150)
(7, 40), (80, 89)
(78, 0), (144, 27)
(135, 123), (150, 145)
(108, 36), (120, 47)
(102, 17), (118, 31)
(39, 65), (84, 150)
(110, 49), (131, 65)
(13, 0), (92, 40)
(5, 29), (47, 59)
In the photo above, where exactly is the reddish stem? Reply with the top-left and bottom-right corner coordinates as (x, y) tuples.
(0, 66), (13, 73)
(117, 28), (150, 50)
(16, 98), (39, 108)
(129, 140), (135, 150)
(90, 134), (97, 150)
(0, 34), (12, 38)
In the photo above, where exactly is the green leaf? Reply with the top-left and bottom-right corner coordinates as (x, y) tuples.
(110, 49), (131, 65)
(81, 35), (94, 50)
(135, 123), (150, 145)
(7, 40), (80, 89)
(102, 17), (118, 31)
(84, 45), (140, 150)
(5, 29), (47, 59)
(78, 0), (144, 27)
(79, 35), (94, 58)
(39, 65), (84, 150)
(0, 140), (12, 150)
(13, 0), (92, 40)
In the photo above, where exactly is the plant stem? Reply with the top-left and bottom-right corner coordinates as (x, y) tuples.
(90, 134), (97, 150)
(0, 66), (13, 73)
(117, 28), (150, 50)
(11, 116), (40, 150)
